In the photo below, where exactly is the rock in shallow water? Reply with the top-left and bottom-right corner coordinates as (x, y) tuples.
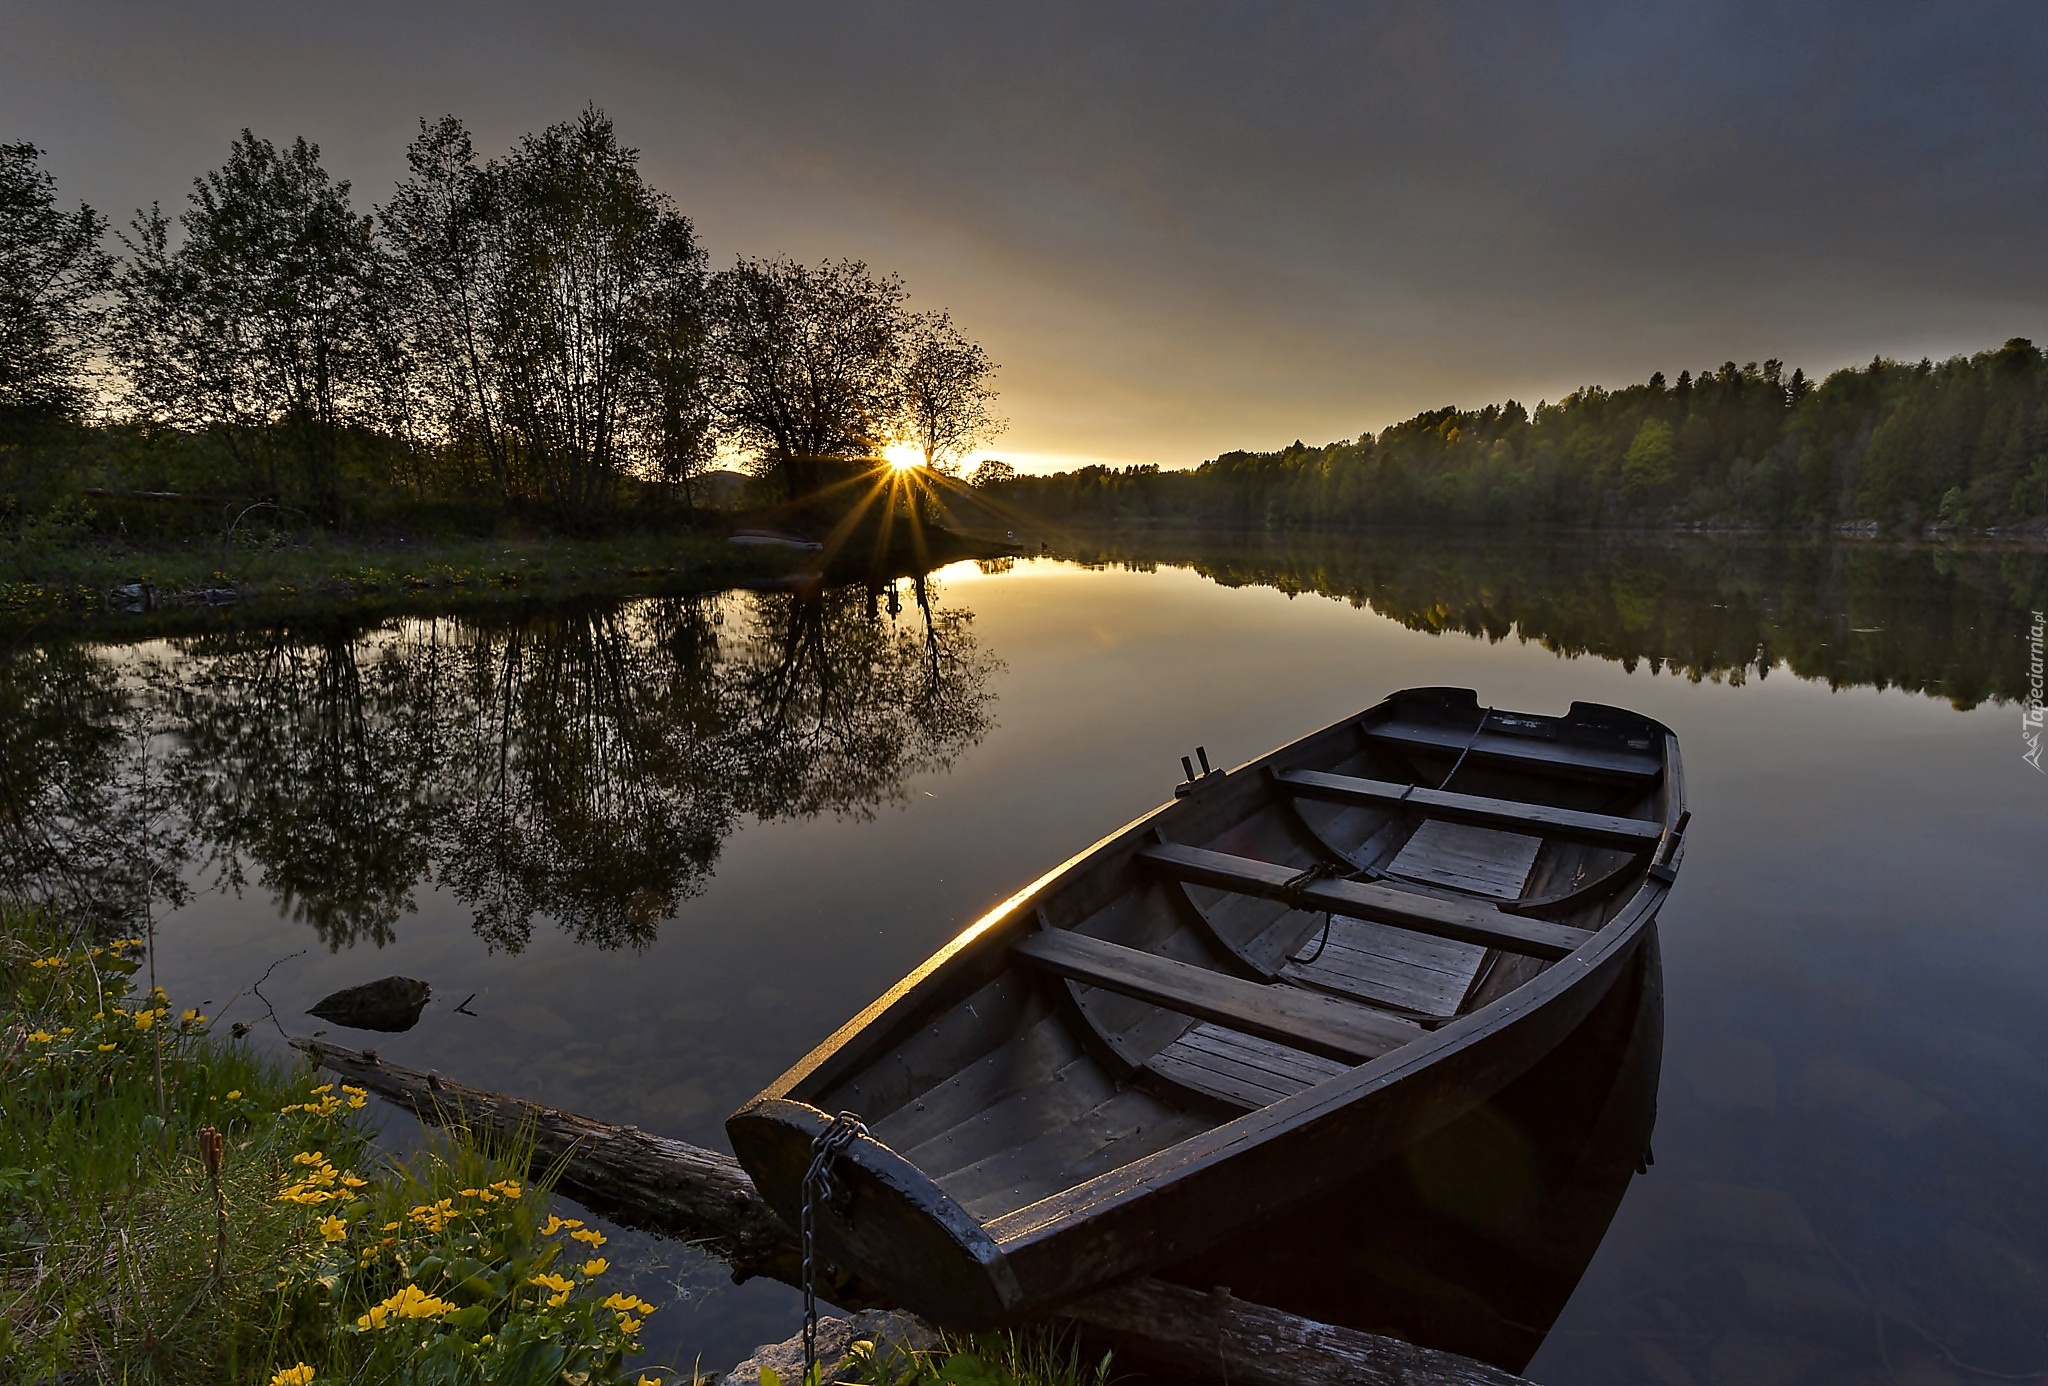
(305, 976), (432, 1033)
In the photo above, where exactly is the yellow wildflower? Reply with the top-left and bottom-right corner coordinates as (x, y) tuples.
(528, 1271), (575, 1295)
(319, 1215), (348, 1243)
(98, 1043), (116, 1053)
(132, 1011), (155, 1032)
(580, 1258), (609, 1277)
(340, 1173), (367, 1189)
(602, 1293), (657, 1315)
(617, 1314), (642, 1334)
(541, 1214), (584, 1235)
(27, 1031), (52, 1043)
(180, 1008), (205, 1025)
(270, 1366), (316, 1386)
(490, 1179), (522, 1197)
(225, 1090), (242, 1100)
(308, 1083), (333, 1095)
(59, 1026), (73, 1035)
(381, 1221), (400, 1232)
(357, 1283), (456, 1330)
(570, 1227), (607, 1247)
(639, 1377), (663, 1386)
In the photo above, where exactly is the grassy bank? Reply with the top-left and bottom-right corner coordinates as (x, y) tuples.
(0, 904), (676, 1384)
(0, 529), (804, 636)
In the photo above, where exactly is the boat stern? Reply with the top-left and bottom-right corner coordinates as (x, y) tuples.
(726, 1097), (1028, 1328)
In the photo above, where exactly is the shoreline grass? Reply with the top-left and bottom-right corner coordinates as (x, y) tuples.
(0, 530), (804, 638)
(0, 903), (679, 1384)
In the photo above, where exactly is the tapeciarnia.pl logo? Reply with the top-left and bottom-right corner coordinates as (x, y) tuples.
(2026, 609), (2045, 773)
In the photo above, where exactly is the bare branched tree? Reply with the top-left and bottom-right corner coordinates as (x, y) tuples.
(899, 309), (1003, 471)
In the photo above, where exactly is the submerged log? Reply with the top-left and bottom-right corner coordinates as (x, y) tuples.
(293, 1038), (1533, 1386)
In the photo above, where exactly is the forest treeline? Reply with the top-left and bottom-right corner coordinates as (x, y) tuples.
(0, 111), (1001, 534)
(1051, 531), (2047, 710)
(974, 347), (2048, 533)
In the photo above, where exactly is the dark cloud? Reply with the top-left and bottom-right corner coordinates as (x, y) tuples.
(5, 1), (2043, 467)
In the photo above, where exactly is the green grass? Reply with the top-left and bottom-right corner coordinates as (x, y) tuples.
(0, 903), (682, 1384)
(838, 1328), (1116, 1386)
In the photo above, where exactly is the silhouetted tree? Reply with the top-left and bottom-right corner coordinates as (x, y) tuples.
(898, 309), (1003, 471)
(0, 142), (112, 435)
(114, 132), (385, 519)
(702, 256), (908, 497)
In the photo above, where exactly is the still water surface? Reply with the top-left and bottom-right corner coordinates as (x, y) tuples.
(9, 535), (2044, 1383)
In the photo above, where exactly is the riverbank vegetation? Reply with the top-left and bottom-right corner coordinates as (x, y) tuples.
(0, 116), (1004, 560)
(0, 904), (676, 1384)
(973, 342), (2048, 534)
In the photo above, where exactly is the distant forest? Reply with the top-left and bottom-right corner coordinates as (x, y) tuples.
(975, 344), (2048, 533)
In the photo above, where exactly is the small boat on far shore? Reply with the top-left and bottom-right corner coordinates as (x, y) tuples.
(730, 686), (1688, 1328)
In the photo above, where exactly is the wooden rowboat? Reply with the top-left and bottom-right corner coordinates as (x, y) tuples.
(728, 687), (1688, 1328)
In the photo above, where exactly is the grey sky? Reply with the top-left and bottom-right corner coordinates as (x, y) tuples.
(5, 1), (2044, 470)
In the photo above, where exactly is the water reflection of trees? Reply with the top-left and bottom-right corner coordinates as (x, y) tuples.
(1064, 533), (2048, 709)
(0, 584), (997, 950)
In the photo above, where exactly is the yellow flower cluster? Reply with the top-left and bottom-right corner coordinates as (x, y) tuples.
(357, 1282), (457, 1330)
(603, 1291), (657, 1336)
(570, 1227), (607, 1248)
(540, 1213), (583, 1236)
(408, 1197), (462, 1233)
(269, 1366), (316, 1386)
(528, 1270), (576, 1306)
(276, 1150), (367, 1206)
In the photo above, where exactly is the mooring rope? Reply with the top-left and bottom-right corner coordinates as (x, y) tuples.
(801, 1111), (869, 1384)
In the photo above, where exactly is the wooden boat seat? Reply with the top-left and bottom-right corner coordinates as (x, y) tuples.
(1137, 842), (1593, 961)
(1274, 768), (1663, 850)
(1146, 1021), (1352, 1110)
(1366, 721), (1662, 784)
(1011, 929), (1415, 1064)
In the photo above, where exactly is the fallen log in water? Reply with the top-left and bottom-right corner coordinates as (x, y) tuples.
(293, 1038), (1533, 1386)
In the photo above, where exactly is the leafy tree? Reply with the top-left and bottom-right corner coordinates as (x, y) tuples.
(970, 458), (1017, 487)
(381, 109), (709, 522)
(114, 132), (385, 519)
(898, 309), (1003, 470)
(1621, 418), (1676, 500)
(0, 142), (113, 435)
(702, 256), (909, 497)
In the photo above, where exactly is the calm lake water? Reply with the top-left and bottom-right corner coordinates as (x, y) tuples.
(7, 533), (2045, 1383)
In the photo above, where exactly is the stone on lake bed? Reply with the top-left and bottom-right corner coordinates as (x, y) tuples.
(306, 977), (432, 1033)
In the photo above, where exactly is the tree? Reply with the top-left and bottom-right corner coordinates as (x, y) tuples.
(1621, 418), (1676, 500)
(0, 143), (113, 435)
(702, 256), (908, 498)
(897, 309), (1002, 470)
(381, 109), (709, 522)
(114, 132), (384, 519)
(970, 458), (1017, 487)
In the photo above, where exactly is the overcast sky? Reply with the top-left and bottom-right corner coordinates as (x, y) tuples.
(5, 1), (2044, 471)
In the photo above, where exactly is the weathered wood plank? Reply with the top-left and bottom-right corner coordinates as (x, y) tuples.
(1138, 842), (1593, 961)
(1147, 1022), (1351, 1111)
(1388, 821), (1542, 900)
(1012, 929), (1417, 1063)
(1276, 767), (1663, 848)
(1066, 1278), (1538, 1386)
(1173, 1022), (1352, 1088)
(293, 1039), (1536, 1386)
(1365, 722), (1662, 784)
(1282, 919), (1487, 1016)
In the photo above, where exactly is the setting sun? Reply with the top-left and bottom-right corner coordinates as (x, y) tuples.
(882, 443), (925, 472)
